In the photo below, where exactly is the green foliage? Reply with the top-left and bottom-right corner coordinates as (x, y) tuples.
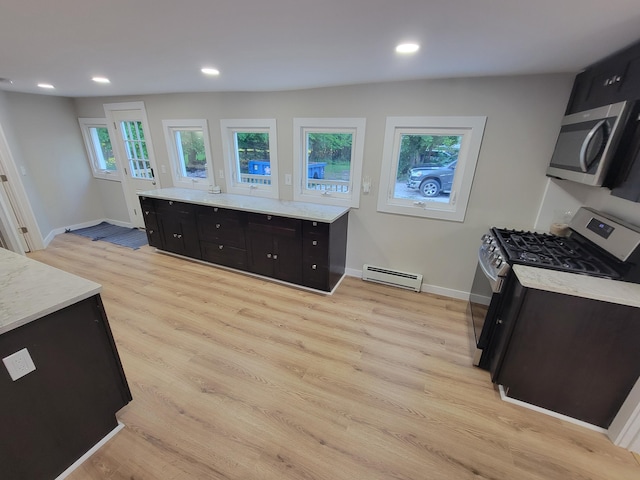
(397, 134), (460, 177)
(307, 133), (352, 163)
(177, 130), (206, 170)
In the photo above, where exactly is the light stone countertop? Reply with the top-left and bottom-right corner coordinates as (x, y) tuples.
(0, 248), (101, 335)
(137, 188), (350, 223)
(513, 264), (640, 308)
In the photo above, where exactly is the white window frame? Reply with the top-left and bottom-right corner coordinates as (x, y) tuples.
(78, 117), (120, 181)
(220, 119), (278, 198)
(377, 116), (486, 222)
(162, 119), (215, 191)
(293, 118), (365, 208)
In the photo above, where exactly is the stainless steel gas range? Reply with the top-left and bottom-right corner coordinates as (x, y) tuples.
(469, 207), (640, 369)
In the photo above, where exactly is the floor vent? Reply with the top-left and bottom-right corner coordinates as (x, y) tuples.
(362, 264), (423, 292)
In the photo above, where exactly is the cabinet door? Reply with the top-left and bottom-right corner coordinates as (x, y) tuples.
(197, 206), (247, 249)
(156, 201), (201, 258)
(302, 221), (330, 290)
(248, 230), (275, 277)
(273, 234), (302, 284)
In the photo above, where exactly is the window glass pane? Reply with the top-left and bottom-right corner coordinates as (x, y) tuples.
(235, 132), (271, 185)
(394, 134), (460, 204)
(305, 132), (352, 193)
(89, 126), (115, 171)
(121, 120), (151, 179)
(174, 129), (206, 178)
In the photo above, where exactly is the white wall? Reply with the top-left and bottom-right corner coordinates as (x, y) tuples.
(73, 74), (574, 296)
(3, 92), (107, 239)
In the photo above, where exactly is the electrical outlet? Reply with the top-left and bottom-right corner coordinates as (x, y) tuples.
(3, 348), (36, 381)
(219, 169), (225, 179)
(285, 174), (292, 185)
(161, 164), (167, 174)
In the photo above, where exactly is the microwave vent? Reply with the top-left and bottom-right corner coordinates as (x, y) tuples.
(362, 264), (423, 292)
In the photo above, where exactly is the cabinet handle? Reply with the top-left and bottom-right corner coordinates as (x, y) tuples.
(169, 201), (174, 205)
(218, 245), (224, 250)
(216, 223), (221, 229)
(144, 210), (149, 215)
(149, 229), (154, 234)
(267, 253), (272, 258)
(173, 233), (177, 238)
(177, 234), (182, 239)
(312, 240), (318, 246)
(312, 221), (318, 226)
(311, 264), (317, 270)
(496, 319), (503, 324)
(273, 254), (278, 260)
(267, 215), (272, 220)
(214, 207), (218, 212)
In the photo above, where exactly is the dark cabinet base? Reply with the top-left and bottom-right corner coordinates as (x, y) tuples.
(0, 295), (131, 479)
(493, 279), (640, 428)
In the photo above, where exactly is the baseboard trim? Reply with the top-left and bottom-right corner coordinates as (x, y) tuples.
(499, 385), (606, 434)
(42, 218), (134, 248)
(55, 421), (125, 480)
(344, 268), (470, 301)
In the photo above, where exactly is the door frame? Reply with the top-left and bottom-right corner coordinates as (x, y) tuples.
(0, 123), (44, 252)
(104, 101), (160, 228)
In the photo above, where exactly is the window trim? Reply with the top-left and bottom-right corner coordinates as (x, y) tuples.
(377, 116), (486, 222)
(220, 119), (279, 199)
(162, 119), (215, 191)
(292, 118), (365, 208)
(78, 117), (120, 181)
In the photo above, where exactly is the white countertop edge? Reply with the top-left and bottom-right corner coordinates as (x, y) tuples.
(0, 287), (101, 336)
(513, 264), (640, 308)
(137, 188), (350, 223)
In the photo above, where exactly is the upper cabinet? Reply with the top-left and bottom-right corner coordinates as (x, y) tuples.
(566, 39), (640, 114)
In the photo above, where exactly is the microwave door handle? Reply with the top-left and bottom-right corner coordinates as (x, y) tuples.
(579, 119), (607, 172)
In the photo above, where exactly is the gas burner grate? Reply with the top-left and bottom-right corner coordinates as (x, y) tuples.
(491, 228), (620, 278)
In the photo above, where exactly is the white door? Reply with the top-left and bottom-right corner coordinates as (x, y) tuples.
(106, 104), (159, 228)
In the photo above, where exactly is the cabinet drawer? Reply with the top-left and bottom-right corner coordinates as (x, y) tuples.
(248, 213), (301, 237)
(302, 236), (329, 260)
(303, 220), (330, 237)
(302, 260), (329, 290)
(201, 242), (248, 270)
(155, 199), (196, 217)
(197, 207), (246, 248)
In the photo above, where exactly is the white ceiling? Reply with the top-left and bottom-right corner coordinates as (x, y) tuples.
(2, 0), (640, 98)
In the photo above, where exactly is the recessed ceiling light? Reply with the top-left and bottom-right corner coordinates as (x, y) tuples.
(201, 67), (220, 76)
(396, 43), (420, 54)
(92, 76), (110, 84)
(37, 83), (55, 89)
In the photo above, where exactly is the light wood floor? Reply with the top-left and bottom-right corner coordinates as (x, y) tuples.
(28, 234), (640, 480)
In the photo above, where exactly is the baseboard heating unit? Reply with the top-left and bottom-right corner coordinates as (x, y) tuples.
(362, 264), (423, 292)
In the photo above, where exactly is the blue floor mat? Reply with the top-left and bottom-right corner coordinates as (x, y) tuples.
(68, 222), (148, 250)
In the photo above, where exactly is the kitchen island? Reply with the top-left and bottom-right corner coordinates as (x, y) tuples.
(138, 188), (350, 293)
(492, 264), (640, 429)
(0, 248), (132, 479)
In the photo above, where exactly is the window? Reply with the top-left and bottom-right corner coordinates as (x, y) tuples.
(162, 119), (215, 190)
(377, 116), (486, 222)
(220, 119), (278, 198)
(120, 120), (152, 179)
(78, 118), (118, 180)
(293, 118), (365, 207)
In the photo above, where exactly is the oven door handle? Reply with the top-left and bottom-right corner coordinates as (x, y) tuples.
(478, 248), (503, 293)
(579, 119), (607, 172)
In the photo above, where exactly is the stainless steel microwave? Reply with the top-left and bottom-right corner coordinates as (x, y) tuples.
(546, 101), (630, 186)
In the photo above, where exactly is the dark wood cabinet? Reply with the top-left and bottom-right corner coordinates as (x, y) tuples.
(0, 295), (132, 480)
(155, 200), (201, 259)
(138, 195), (348, 292)
(139, 196), (162, 248)
(197, 206), (248, 269)
(566, 39), (640, 114)
(247, 213), (303, 284)
(491, 278), (640, 428)
(302, 214), (348, 291)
